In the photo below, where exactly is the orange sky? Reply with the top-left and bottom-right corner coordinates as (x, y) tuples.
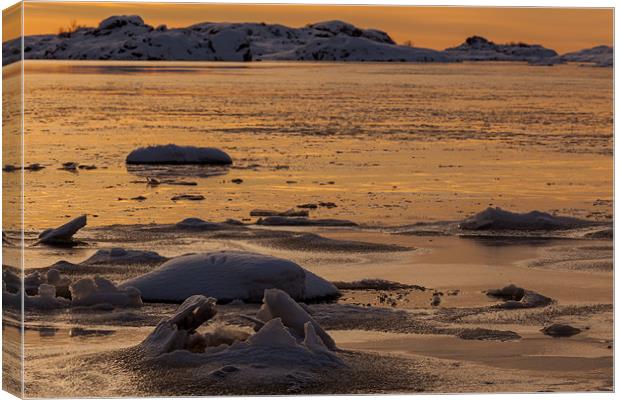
(13, 2), (613, 53)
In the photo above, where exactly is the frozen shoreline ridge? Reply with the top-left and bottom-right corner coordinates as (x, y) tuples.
(2, 15), (612, 65)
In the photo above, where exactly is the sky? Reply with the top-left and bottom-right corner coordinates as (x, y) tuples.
(12, 2), (614, 53)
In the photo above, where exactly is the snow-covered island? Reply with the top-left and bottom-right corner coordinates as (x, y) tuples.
(2, 15), (612, 66)
(444, 35), (558, 62)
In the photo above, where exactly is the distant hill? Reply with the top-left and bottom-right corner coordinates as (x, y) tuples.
(1, 15), (613, 67)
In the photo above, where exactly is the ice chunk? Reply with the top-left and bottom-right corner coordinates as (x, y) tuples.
(459, 207), (591, 231)
(138, 295), (217, 357)
(37, 215), (87, 245)
(256, 288), (337, 350)
(126, 144), (232, 165)
(3, 282), (69, 310)
(120, 251), (338, 302)
(70, 276), (143, 307)
(246, 318), (298, 347)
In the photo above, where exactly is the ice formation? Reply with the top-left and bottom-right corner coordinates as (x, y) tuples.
(459, 207), (591, 231)
(256, 288), (337, 350)
(137, 290), (343, 371)
(37, 215), (87, 245)
(24, 269), (72, 298)
(120, 251), (339, 302)
(126, 144), (232, 165)
(70, 276), (143, 307)
(3, 280), (69, 310)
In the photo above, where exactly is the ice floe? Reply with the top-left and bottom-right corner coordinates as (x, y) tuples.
(37, 215), (87, 246)
(126, 144), (232, 165)
(120, 251), (339, 302)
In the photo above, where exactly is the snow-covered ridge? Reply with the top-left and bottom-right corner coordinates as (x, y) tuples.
(444, 35), (558, 61)
(561, 45), (613, 67)
(3, 15), (445, 64)
(2, 16), (612, 66)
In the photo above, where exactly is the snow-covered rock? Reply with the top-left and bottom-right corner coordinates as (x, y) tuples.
(4, 15), (446, 64)
(120, 250), (339, 302)
(70, 276), (143, 307)
(562, 45), (613, 67)
(444, 36), (557, 62)
(126, 144), (232, 165)
(267, 35), (447, 62)
(459, 207), (591, 231)
(81, 248), (167, 265)
(37, 215), (87, 245)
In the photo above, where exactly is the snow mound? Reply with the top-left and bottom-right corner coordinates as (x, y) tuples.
(3, 281), (70, 310)
(562, 45), (613, 67)
(37, 215), (87, 245)
(22, 268), (72, 298)
(70, 276), (143, 307)
(126, 145), (232, 165)
(445, 36), (557, 61)
(120, 251), (339, 303)
(81, 248), (167, 265)
(459, 207), (591, 231)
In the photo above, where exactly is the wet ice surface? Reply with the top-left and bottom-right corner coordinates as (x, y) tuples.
(5, 220), (612, 396)
(6, 61), (613, 231)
